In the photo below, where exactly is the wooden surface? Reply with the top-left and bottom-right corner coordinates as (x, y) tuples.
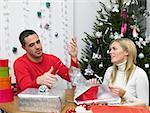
(0, 89), (150, 113)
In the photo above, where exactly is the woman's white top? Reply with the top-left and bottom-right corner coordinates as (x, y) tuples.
(103, 62), (149, 106)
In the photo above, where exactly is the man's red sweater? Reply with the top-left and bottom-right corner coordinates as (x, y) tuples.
(13, 53), (78, 94)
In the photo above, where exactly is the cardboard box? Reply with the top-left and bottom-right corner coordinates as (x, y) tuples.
(18, 86), (65, 113)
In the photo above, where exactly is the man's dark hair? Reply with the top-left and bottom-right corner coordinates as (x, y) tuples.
(19, 29), (37, 46)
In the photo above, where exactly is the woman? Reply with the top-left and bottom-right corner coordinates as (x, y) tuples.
(103, 38), (149, 106)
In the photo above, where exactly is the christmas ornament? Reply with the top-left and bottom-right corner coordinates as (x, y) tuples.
(95, 32), (102, 38)
(145, 63), (149, 68)
(135, 37), (146, 48)
(132, 27), (138, 37)
(99, 22), (103, 26)
(109, 32), (114, 39)
(114, 32), (121, 39)
(130, 25), (139, 37)
(88, 42), (92, 49)
(139, 37), (143, 42)
(107, 50), (110, 54)
(120, 9), (128, 37)
(44, 23), (50, 30)
(139, 37), (146, 46)
(123, 0), (138, 6)
(83, 58), (88, 62)
(37, 11), (42, 18)
(131, 14), (135, 19)
(135, 41), (142, 48)
(12, 47), (17, 53)
(84, 64), (94, 76)
(45, 2), (50, 8)
(92, 53), (101, 59)
(38, 85), (49, 93)
(120, 23), (127, 37)
(54, 32), (59, 37)
(99, 62), (103, 68)
(138, 53), (144, 59)
(143, 10), (150, 17)
(131, 0), (138, 5)
(112, 3), (119, 12)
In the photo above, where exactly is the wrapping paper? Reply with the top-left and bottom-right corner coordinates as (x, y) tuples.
(91, 106), (150, 113)
(18, 85), (65, 113)
(69, 67), (121, 105)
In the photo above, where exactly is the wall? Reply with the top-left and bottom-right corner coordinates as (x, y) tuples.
(0, 0), (74, 84)
(74, 0), (108, 58)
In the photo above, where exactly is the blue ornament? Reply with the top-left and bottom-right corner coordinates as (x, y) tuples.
(12, 47), (17, 53)
(39, 85), (49, 93)
(37, 11), (42, 18)
(46, 2), (51, 8)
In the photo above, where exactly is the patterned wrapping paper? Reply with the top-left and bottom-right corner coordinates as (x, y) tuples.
(74, 84), (121, 105)
(69, 67), (121, 105)
(18, 86), (65, 113)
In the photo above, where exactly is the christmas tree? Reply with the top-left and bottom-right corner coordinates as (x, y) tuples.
(79, 0), (150, 81)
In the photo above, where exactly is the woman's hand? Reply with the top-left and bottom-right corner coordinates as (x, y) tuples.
(109, 85), (126, 97)
(87, 78), (98, 86)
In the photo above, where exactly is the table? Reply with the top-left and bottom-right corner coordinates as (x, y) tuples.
(0, 89), (150, 113)
(0, 89), (76, 113)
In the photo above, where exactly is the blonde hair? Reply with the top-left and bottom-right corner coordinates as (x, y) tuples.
(110, 38), (137, 84)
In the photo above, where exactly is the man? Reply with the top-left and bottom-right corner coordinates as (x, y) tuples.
(14, 29), (78, 94)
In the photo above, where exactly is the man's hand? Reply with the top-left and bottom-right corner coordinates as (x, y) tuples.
(36, 66), (57, 88)
(68, 38), (78, 62)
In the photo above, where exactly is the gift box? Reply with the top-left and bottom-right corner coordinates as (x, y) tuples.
(0, 67), (9, 77)
(18, 86), (66, 113)
(0, 77), (11, 89)
(0, 87), (14, 103)
(0, 59), (8, 67)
